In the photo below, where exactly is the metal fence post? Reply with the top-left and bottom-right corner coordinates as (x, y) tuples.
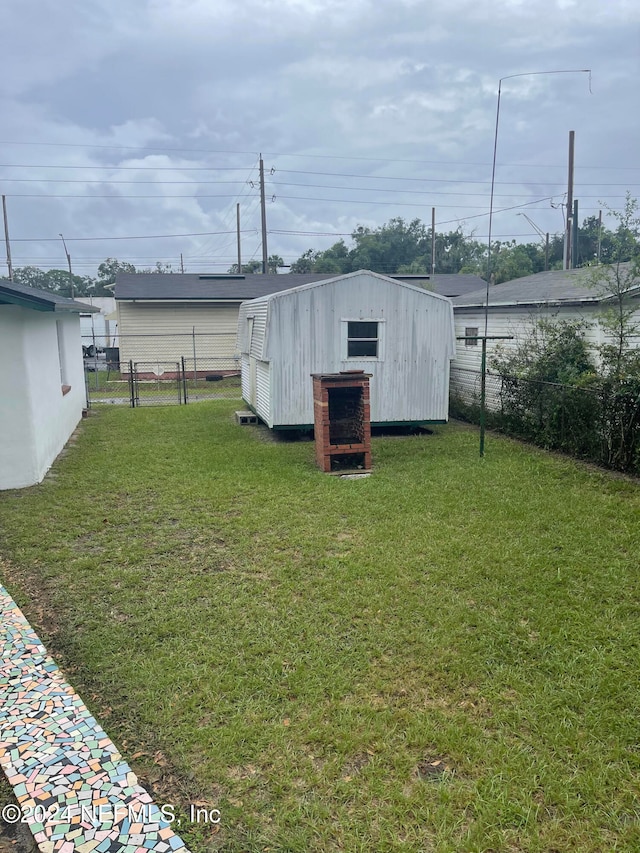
(181, 356), (188, 404)
(128, 360), (135, 408)
(192, 326), (197, 382)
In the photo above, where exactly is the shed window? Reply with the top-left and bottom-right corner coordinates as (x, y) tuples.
(465, 327), (479, 347)
(347, 321), (379, 357)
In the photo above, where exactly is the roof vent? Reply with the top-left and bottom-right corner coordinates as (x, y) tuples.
(198, 275), (245, 280)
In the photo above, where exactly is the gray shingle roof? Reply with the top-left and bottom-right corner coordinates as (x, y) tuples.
(453, 264), (639, 308)
(0, 279), (97, 312)
(396, 274), (486, 298)
(115, 271), (486, 301)
(114, 273), (331, 300)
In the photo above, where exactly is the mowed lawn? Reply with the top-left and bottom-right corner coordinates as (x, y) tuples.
(1, 403), (639, 853)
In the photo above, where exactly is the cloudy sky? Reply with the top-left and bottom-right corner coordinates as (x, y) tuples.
(0, 0), (638, 277)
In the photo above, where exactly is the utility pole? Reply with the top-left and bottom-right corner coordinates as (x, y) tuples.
(597, 209), (602, 264)
(236, 203), (242, 273)
(572, 199), (579, 268)
(2, 195), (13, 281)
(59, 233), (74, 298)
(431, 207), (436, 275)
(259, 154), (268, 274)
(180, 253), (185, 274)
(564, 130), (575, 270)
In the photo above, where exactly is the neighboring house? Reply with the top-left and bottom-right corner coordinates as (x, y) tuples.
(237, 270), (456, 429)
(450, 264), (640, 402)
(0, 280), (97, 490)
(114, 273), (332, 374)
(114, 272), (482, 376)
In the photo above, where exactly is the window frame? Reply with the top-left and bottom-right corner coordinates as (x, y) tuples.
(341, 318), (385, 361)
(464, 326), (479, 347)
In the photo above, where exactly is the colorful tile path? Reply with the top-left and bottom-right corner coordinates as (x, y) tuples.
(0, 585), (190, 853)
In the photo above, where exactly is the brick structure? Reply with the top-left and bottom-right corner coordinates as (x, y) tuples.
(312, 371), (372, 473)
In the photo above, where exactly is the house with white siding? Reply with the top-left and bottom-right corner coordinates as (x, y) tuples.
(0, 280), (95, 490)
(237, 270), (456, 429)
(450, 264), (640, 403)
(114, 272), (483, 377)
(114, 273), (333, 375)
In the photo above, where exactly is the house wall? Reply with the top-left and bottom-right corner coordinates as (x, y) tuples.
(451, 300), (640, 408)
(0, 307), (86, 489)
(240, 274), (455, 427)
(452, 304), (608, 373)
(116, 301), (240, 369)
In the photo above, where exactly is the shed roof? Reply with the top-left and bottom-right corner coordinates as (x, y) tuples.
(453, 264), (639, 309)
(242, 269), (456, 306)
(0, 279), (97, 313)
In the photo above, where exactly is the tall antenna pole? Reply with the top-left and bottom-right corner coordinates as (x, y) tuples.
(565, 130), (575, 270)
(236, 203), (242, 273)
(545, 233), (549, 271)
(597, 209), (602, 264)
(483, 69), (590, 458)
(259, 154), (268, 274)
(2, 195), (13, 281)
(431, 207), (436, 275)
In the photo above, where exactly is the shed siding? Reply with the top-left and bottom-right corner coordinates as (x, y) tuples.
(240, 273), (455, 427)
(250, 302), (269, 359)
(241, 354), (251, 402)
(255, 361), (271, 425)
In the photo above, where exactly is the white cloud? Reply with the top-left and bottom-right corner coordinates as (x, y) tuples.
(0, 0), (636, 275)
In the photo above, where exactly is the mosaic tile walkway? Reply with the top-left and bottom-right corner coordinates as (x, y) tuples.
(0, 585), (190, 853)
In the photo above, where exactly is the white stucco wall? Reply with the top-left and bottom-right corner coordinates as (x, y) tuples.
(0, 307), (86, 489)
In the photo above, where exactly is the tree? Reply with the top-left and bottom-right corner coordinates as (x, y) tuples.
(586, 194), (640, 377)
(13, 266), (93, 297)
(96, 258), (136, 293)
(267, 255), (284, 274)
(228, 260), (262, 274)
(290, 249), (321, 273)
(141, 261), (173, 274)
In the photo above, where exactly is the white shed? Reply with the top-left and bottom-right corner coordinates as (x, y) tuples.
(0, 280), (94, 490)
(237, 270), (456, 429)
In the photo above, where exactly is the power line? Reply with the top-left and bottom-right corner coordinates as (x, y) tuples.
(269, 180), (567, 198)
(10, 229), (255, 243)
(0, 163), (253, 171)
(274, 168), (640, 187)
(0, 178), (255, 185)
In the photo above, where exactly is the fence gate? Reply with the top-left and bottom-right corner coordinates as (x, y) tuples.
(129, 360), (187, 407)
(84, 354), (242, 407)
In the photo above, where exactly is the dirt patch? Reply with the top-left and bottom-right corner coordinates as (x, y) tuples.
(341, 752), (372, 779)
(414, 756), (453, 781)
(0, 816), (37, 853)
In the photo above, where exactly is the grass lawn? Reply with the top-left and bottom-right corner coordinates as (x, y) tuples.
(1, 403), (639, 852)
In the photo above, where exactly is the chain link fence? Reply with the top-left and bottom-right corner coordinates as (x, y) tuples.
(450, 367), (640, 475)
(83, 333), (242, 407)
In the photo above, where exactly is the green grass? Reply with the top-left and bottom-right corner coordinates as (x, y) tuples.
(1, 404), (639, 852)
